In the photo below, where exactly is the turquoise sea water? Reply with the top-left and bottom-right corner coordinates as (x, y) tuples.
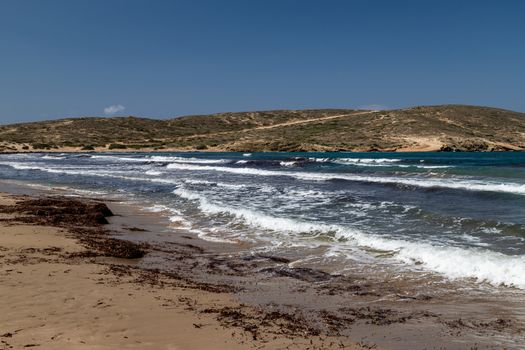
(1, 152), (524, 289)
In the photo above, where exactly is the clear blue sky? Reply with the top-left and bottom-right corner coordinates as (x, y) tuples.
(1, 0), (524, 123)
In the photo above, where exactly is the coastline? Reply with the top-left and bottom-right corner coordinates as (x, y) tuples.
(1, 181), (525, 349)
(0, 188), (364, 349)
(2, 147), (525, 154)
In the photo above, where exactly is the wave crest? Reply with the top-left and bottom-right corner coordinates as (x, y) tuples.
(174, 186), (525, 289)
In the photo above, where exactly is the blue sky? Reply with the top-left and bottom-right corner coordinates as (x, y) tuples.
(0, 0), (524, 123)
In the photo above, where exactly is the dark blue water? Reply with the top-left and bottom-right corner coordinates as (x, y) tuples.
(1, 152), (524, 289)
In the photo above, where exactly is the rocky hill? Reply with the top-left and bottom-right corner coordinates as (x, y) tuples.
(1, 105), (524, 152)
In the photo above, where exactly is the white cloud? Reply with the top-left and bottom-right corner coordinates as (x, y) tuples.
(357, 104), (389, 111)
(104, 104), (125, 115)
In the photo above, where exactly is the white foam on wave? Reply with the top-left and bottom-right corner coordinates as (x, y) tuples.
(344, 232), (525, 289)
(188, 228), (239, 244)
(284, 189), (328, 199)
(334, 158), (402, 164)
(1, 162), (183, 186)
(144, 204), (191, 228)
(480, 227), (503, 235)
(145, 170), (163, 176)
(90, 155), (141, 161)
(165, 163), (525, 196)
(149, 156), (228, 164)
(279, 161), (298, 167)
(183, 179), (215, 185)
(308, 157), (402, 164)
(308, 157), (452, 169)
(309, 157), (329, 162)
(146, 196), (241, 243)
(183, 179), (248, 190)
(167, 163), (282, 176)
(397, 164), (453, 169)
(41, 155), (65, 160)
(168, 214), (191, 228)
(90, 154), (228, 164)
(334, 159), (452, 169)
(173, 185), (525, 289)
(1, 162), (80, 174)
(173, 186), (330, 235)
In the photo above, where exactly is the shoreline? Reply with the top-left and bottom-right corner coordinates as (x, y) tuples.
(0, 189), (364, 349)
(2, 148), (525, 154)
(1, 182), (525, 349)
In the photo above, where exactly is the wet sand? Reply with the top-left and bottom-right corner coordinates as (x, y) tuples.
(108, 199), (525, 350)
(1, 183), (525, 349)
(0, 191), (363, 349)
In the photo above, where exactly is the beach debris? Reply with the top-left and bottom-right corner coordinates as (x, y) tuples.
(260, 266), (333, 282)
(0, 196), (149, 259)
(0, 197), (113, 226)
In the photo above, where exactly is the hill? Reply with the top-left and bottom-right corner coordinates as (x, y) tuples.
(1, 105), (524, 152)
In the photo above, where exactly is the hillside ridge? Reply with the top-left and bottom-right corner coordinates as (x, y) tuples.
(1, 105), (524, 152)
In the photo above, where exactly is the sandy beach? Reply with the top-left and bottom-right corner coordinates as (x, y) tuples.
(1, 182), (524, 350)
(0, 190), (364, 350)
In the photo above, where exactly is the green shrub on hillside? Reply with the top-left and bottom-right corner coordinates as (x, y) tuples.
(108, 143), (127, 150)
(32, 143), (54, 150)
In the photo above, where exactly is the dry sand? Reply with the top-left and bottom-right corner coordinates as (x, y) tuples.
(0, 193), (362, 350)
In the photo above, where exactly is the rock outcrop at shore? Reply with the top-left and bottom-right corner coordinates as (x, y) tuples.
(439, 139), (519, 152)
(1, 104), (524, 152)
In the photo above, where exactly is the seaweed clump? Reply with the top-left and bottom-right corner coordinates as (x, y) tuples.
(0, 196), (149, 259)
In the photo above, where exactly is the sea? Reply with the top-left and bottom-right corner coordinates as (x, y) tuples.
(1, 151), (524, 291)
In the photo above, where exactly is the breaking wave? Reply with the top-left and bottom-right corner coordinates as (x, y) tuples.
(90, 154), (228, 164)
(174, 186), (525, 289)
(165, 163), (525, 195)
